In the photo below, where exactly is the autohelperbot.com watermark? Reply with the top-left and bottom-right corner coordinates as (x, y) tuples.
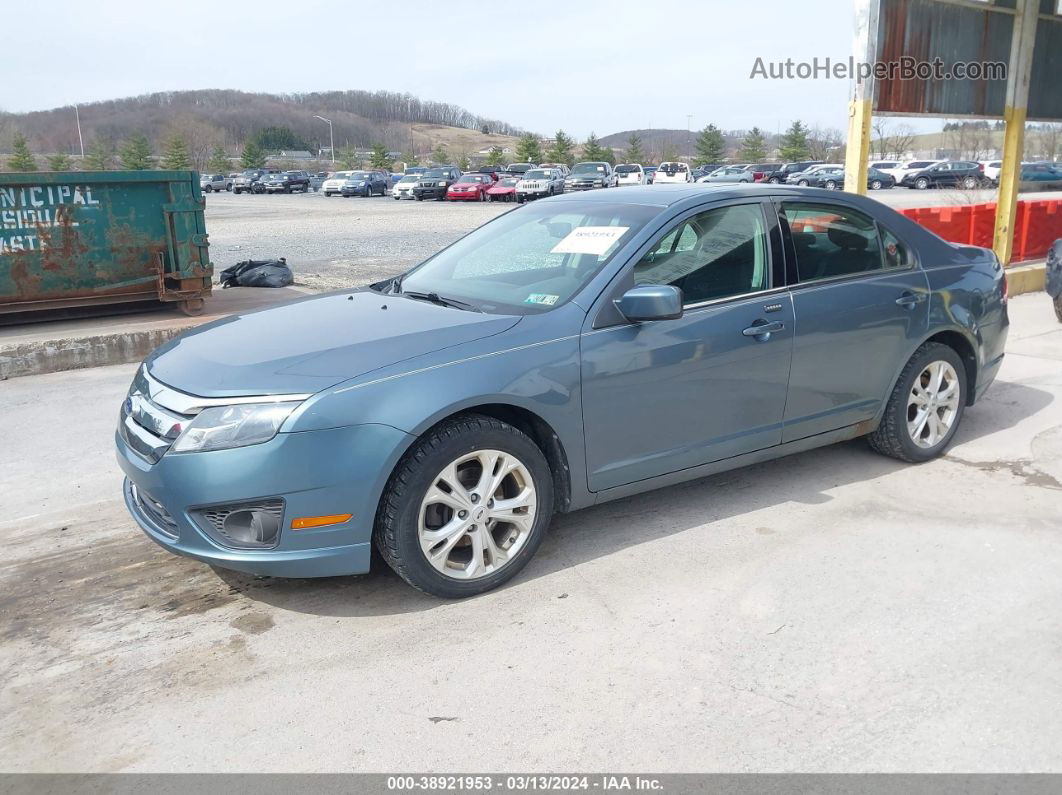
(750, 55), (1007, 83)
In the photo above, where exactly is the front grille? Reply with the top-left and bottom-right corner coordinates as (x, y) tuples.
(119, 369), (194, 463)
(193, 499), (285, 549)
(128, 481), (179, 539)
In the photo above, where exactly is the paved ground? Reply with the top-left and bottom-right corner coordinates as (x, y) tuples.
(1, 293), (1060, 773)
(202, 188), (1062, 293)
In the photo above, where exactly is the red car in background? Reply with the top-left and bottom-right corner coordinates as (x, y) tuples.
(486, 176), (519, 202)
(446, 173), (495, 201)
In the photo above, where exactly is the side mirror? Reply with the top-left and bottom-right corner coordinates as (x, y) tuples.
(615, 285), (684, 322)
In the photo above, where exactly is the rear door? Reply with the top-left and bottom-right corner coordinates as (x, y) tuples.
(778, 200), (929, 441)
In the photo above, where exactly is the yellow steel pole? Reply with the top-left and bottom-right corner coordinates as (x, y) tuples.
(993, 0), (1038, 265)
(844, 0), (879, 195)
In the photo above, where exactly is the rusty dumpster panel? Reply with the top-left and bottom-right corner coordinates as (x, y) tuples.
(0, 170), (211, 316)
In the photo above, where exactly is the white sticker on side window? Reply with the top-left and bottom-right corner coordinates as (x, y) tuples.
(550, 226), (629, 256)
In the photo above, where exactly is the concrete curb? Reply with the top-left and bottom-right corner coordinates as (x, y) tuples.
(0, 326), (193, 380)
(1007, 260), (1046, 296)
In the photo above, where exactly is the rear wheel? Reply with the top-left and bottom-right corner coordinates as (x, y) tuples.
(824, 179), (838, 190)
(870, 179), (883, 190)
(798, 179), (809, 186)
(962, 176), (978, 189)
(375, 414), (554, 598)
(868, 342), (966, 463)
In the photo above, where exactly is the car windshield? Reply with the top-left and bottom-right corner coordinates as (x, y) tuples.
(348, 172), (371, 179)
(424, 169), (447, 178)
(616, 165), (639, 174)
(523, 170), (549, 179)
(399, 175), (419, 183)
(395, 201), (658, 313)
(498, 178), (519, 186)
(572, 163), (605, 175)
(457, 175), (486, 183)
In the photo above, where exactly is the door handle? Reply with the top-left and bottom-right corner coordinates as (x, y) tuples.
(742, 320), (784, 339)
(895, 292), (926, 309)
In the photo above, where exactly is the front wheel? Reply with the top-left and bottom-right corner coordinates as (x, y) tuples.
(870, 179), (883, 190)
(798, 179), (809, 186)
(374, 414), (554, 598)
(962, 176), (978, 189)
(915, 177), (930, 189)
(867, 342), (966, 463)
(824, 179), (837, 190)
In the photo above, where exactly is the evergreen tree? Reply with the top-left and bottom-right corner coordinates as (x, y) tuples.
(240, 140), (266, 169)
(515, 132), (542, 163)
(402, 151), (419, 167)
(580, 132), (609, 162)
(46, 152), (72, 171)
(161, 135), (192, 170)
(84, 139), (113, 170)
(693, 125), (725, 165)
(779, 120), (810, 160)
(8, 133), (37, 171)
(337, 147), (358, 169)
(369, 143), (393, 170)
(456, 152), (471, 171)
(624, 133), (646, 164)
(738, 127), (768, 162)
(119, 133), (153, 169)
(431, 144), (449, 164)
(485, 146), (505, 166)
(545, 130), (576, 166)
(207, 146), (231, 174)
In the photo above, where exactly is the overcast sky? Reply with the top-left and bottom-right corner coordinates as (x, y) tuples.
(4, 0), (935, 136)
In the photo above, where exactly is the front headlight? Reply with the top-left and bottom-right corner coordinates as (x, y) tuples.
(171, 402), (300, 453)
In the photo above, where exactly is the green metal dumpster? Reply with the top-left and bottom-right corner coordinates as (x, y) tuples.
(0, 170), (211, 317)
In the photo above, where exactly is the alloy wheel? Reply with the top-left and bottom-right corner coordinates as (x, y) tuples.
(907, 361), (961, 448)
(418, 449), (537, 580)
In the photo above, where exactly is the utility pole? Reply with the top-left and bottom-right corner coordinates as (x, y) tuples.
(313, 115), (334, 165)
(74, 104), (85, 159)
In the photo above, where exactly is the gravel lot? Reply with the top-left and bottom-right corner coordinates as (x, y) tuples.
(204, 187), (1062, 293)
(205, 192), (512, 292)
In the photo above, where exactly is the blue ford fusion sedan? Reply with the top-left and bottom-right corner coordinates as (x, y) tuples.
(117, 185), (1009, 597)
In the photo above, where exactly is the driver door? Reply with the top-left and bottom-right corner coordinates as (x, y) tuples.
(580, 200), (793, 492)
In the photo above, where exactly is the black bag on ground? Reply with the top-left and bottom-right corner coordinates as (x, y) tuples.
(219, 258), (294, 288)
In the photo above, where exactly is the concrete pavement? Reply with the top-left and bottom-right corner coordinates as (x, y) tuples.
(0, 293), (1059, 773)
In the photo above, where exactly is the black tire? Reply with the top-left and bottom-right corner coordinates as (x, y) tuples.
(824, 179), (837, 190)
(798, 179), (809, 186)
(374, 414), (554, 598)
(867, 342), (967, 463)
(768, 176), (781, 184)
(962, 176), (978, 190)
(915, 177), (930, 190)
(1054, 295), (1062, 324)
(870, 179), (883, 190)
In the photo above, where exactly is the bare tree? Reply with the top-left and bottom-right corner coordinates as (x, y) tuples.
(872, 118), (891, 159)
(807, 125), (844, 161)
(890, 123), (916, 158)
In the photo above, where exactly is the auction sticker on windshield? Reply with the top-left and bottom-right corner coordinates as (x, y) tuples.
(525, 293), (559, 306)
(550, 226), (629, 256)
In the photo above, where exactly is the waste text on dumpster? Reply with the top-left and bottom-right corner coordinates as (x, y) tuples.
(0, 185), (99, 254)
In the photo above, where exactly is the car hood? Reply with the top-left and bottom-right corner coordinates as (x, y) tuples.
(146, 290), (521, 398)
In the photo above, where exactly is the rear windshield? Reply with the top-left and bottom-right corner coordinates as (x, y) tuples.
(616, 165), (641, 174)
(572, 163), (607, 175)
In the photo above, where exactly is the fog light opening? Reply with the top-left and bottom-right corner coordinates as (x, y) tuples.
(223, 509), (281, 547)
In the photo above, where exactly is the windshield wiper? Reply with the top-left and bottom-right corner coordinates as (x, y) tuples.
(400, 290), (481, 312)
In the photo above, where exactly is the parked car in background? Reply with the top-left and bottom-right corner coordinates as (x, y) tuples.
(869, 161), (902, 180)
(565, 162), (616, 190)
(505, 163), (535, 176)
(698, 165), (754, 184)
(309, 172), (329, 192)
(413, 167), (462, 200)
(654, 162), (692, 184)
(447, 173), (495, 201)
(486, 176), (520, 202)
(643, 166), (658, 184)
(392, 173), (421, 200)
(405, 167), (428, 177)
(980, 160), (1003, 183)
(751, 164), (784, 182)
(1016, 162), (1062, 186)
(515, 168), (565, 201)
(340, 171), (389, 197)
(539, 162), (571, 177)
(474, 165), (505, 179)
(615, 163), (646, 186)
(117, 184), (1009, 597)
(322, 171), (356, 196)
(866, 167), (896, 190)
(232, 168), (278, 194)
(893, 159), (943, 183)
(200, 174), (231, 192)
(900, 160), (984, 189)
(769, 161), (825, 184)
(786, 164), (840, 185)
(261, 171), (310, 194)
(799, 165), (846, 190)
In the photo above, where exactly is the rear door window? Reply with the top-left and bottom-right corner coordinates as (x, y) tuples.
(781, 202), (888, 282)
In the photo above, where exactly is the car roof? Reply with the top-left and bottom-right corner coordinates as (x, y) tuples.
(548, 183), (904, 210)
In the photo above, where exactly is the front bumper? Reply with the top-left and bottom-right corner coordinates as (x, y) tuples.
(565, 182), (604, 191)
(413, 187), (447, 199)
(446, 190), (480, 200)
(116, 422), (413, 578)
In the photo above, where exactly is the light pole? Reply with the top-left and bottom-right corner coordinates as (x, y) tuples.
(74, 104), (85, 158)
(313, 115), (334, 165)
